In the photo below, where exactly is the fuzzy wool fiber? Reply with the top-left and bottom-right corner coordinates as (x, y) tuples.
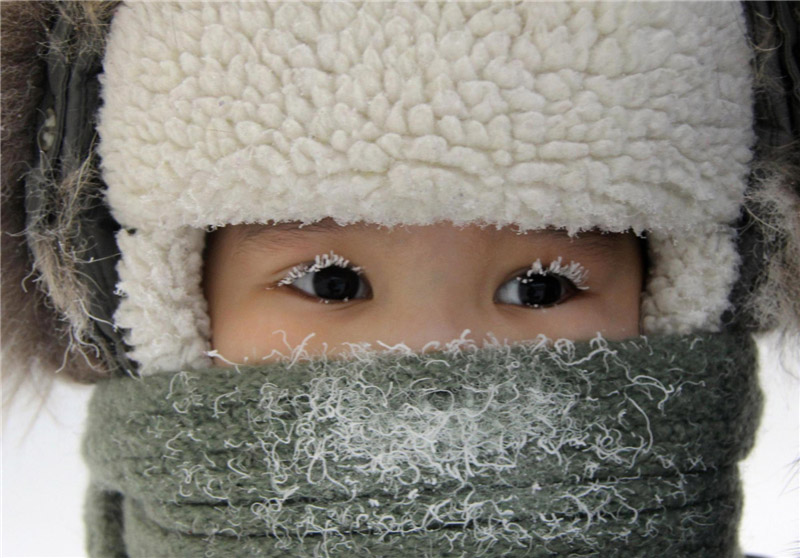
(83, 333), (761, 557)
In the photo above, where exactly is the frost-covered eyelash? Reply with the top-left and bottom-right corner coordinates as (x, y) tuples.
(519, 257), (589, 290)
(276, 251), (363, 287)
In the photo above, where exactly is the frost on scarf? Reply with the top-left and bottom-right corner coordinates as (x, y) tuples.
(83, 333), (761, 557)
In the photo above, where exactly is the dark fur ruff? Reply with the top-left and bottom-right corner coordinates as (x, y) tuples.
(1, 1), (799, 393)
(1, 2), (119, 399)
(736, 2), (800, 341)
(1, 1), (66, 403)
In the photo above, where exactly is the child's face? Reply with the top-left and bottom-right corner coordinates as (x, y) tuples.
(204, 221), (643, 364)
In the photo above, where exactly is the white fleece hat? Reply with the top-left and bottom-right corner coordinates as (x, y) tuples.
(97, 1), (754, 374)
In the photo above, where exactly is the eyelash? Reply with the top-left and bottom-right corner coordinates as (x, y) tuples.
(276, 251), (362, 288)
(493, 257), (589, 309)
(274, 253), (588, 307)
(522, 258), (589, 291)
(275, 251), (370, 303)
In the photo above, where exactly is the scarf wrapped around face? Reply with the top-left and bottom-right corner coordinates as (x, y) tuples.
(83, 332), (761, 557)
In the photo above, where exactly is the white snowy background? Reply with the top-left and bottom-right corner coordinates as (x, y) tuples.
(2, 333), (798, 558)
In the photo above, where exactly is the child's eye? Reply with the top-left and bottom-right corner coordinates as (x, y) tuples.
(495, 273), (577, 308)
(290, 265), (371, 302)
(275, 252), (371, 303)
(494, 258), (588, 309)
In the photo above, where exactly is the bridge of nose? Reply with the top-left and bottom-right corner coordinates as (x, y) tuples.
(375, 237), (499, 346)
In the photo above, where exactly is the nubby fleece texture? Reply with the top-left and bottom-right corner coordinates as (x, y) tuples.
(83, 333), (761, 557)
(96, 2), (755, 374)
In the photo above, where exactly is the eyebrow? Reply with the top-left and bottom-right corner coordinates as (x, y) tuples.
(233, 220), (635, 255)
(513, 227), (630, 254)
(234, 219), (369, 251)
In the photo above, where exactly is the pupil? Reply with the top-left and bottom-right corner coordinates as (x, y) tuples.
(519, 275), (563, 307)
(313, 266), (360, 300)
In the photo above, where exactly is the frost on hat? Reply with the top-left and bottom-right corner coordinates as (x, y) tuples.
(97, 2), (754, 374)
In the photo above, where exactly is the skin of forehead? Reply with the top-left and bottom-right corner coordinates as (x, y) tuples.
(229, 219), (630, 257)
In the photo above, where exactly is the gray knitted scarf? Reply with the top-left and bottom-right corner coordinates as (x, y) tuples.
(83, 333), (761, 557)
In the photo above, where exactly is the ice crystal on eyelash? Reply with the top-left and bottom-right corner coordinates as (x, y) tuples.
(276, 251), (363, 287)
(520, 257), (589, 290)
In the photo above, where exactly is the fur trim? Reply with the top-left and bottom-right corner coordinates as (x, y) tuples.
(642, 228), (740, 335)
(0, 1), (96, 395)
(96, 2), (754, 373)
(113, 228), (210, 372)
(1, 1), (121, 387)
(735, 2), (800, 342)
(741, 168), (800, 338)
(98, 2), (753, 234)
(1, 1), (128, 392)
